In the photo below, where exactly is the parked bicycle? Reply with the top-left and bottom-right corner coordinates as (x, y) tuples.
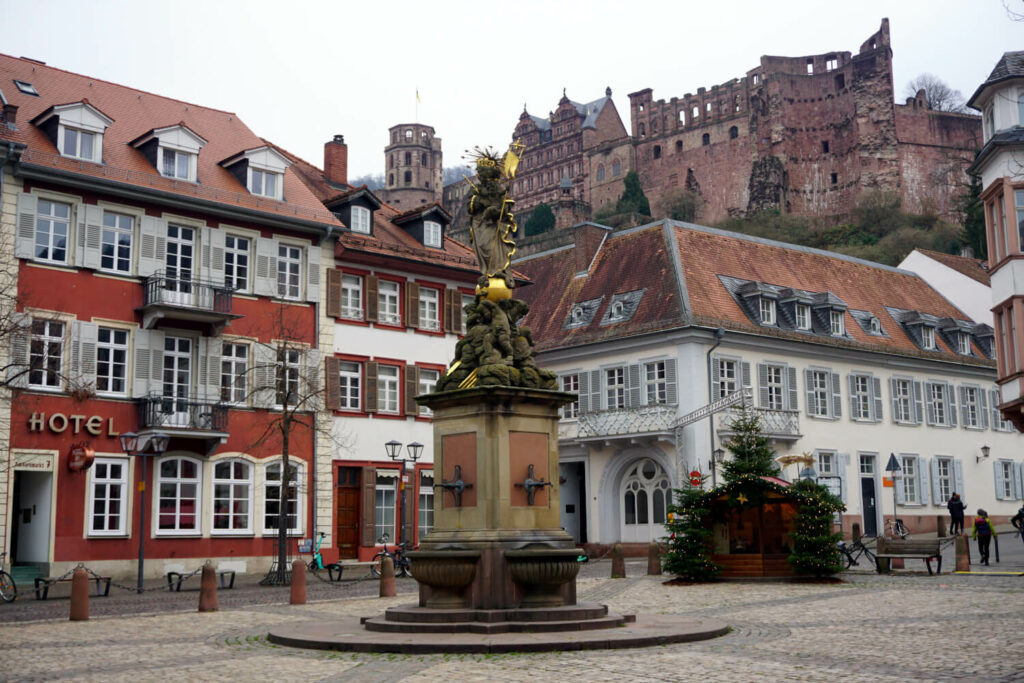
(370, 533), (410, 578)
(0, 552), (17, 602)
(836, 537), (877, 569)
(885, 518), (910, 539)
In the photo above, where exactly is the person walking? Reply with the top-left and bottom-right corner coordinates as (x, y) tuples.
(1011, 505), (1024, 544)
(971, 509), (997, 566)
(947, 493), (966, 535)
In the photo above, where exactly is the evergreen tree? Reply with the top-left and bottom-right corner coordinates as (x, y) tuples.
(957, 173), (987, 260)
(615, 171), (651, 217)
(720, 403), (777, 483)
(788, 479), (844, 577)
(663, 476), (720, 581)
(524, 202), (556, 236)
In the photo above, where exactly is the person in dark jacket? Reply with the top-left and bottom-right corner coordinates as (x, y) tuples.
(1011, 505), (1024, 543)
(947, 493), (966, 535)
(971, 509), (997, 566)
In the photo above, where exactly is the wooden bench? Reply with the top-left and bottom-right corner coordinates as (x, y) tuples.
(166, 569), (236, 591)
(34, 575), (111, 600)
(874, 538), (944, 575)
(326, 560), (375, 581)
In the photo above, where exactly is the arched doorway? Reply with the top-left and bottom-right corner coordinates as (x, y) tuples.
(620, 458), (671, 542)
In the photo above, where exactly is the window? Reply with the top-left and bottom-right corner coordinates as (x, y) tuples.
(612, 159), (621, 176)
(561, 373), (579, 418)
(921, 326), (936, 350)
(1015, 190), (1024, 252)
(821, 140), (830, 154)
(404, 129), (412, 142)
(963, 386), (981, 429)
(597, 165), (606, 181)
(796, 304), (811, 330)
(35, 199), (70, 263)
(276, 347), (301, 407)
(609, 301), (626, 320)
(859, 454), (875, 475)
(89, 458), (128, 535)
(375, 473), (397, 541)
(1019, 93), (1024, 126)
(224, 235), (250, 291)
(729, 126), (738, 139)
(893, 378), (913, 423)
(338, 361), (361, 411)
(160, 148), (192, 180)
(998, 461), (1014, 499)
(817, 452), (835, 476)
(101, 212), (133, 273)
(717, 358), (738, 399)
(834, 74), (845, 90)
(419, 288), (440, 331)
(806, 59), (814, 75)
(157, 457), (201, 533)
(29, 319), (64, 388)
(759, 298), (776, 325)
(96, 327), (128, 395)
(901, 456), (918, 504)
(809, 370), (830, 417)
(935, 457), (953, 503)
(211, 460), (252, 533)
(403, 171), (412, 185)
(220, 342), (248, 404)
(926, 382), (951, 426)
(61, 127), (96, 161)
(250, 169), (280, 198)
(418, 470), (434, 540)
(378, 280), (401, 325)
(984, 106), (994, 138)
(763, 364), (784, 410)
(851, 374), (872, 421)
(645, 361), (667, 405)
(869, 317), (882, 335)
(264, 462), (300, 533)
(830, 173), (838, 185)
(653, 145), (661, 160)
(341, 275), (363, 319)
(378, 364), (399, 413)
(605, 367), (626, 409)
(351, 206), (371, 234)
(675, 140), (683, 153)
(418, 368), (439, 416)
(702, 133), (710, 146)
(13, 79), (37, 96)
(826, 57), (838, 72)
(622, 459), (671, 526)
(276, 244), (301, 300)
(830, 310), (845, 336)
(461, 293), (474, 335)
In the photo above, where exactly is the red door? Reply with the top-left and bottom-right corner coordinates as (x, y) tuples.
(335, 467), (361, 559)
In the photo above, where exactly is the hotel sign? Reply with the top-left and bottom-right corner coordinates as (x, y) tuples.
(28, 413), (119, 437)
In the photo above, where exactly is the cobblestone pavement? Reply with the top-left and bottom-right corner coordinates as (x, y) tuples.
(2, 562), (1022, 682)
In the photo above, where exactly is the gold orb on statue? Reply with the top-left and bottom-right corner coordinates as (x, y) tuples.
(476, 277), (513, 302)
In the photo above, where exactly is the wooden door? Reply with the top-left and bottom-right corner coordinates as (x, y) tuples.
(335, 467), (361, 559)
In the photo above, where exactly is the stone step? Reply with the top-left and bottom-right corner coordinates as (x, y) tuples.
(363, 613), (635, 635)
(383, 602), (609, 624)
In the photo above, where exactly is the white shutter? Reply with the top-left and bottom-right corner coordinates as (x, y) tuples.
(979, 390), (989, 430)
(924, 382), (936, 425)
(208, 228), (226, 287)
(890, 377), (900, 422)
(589, 370), (601, 411)
(132, 329), (151, 398)
(578, 371), (590, 414)
(70, 321), (99, 390)
(137, 216), (165, 278)
(804, 369), (815, 416)
(199, 336), (223, 403)
(838, 453), (849, 504)
(786, 366), (798, 411)
(252, 343), (277, 408)
(758, 364), (769, 407)
(958, 386), (969, 426)
(847, 374), (858, 418)
(711, 358), (722, 400)
(830, 371), (841, 418)
(894, 465), (906, 505)
(15, 192), (38, 259)
(993, 460), (1007, 500)
(665, 358), (677, 405)
(81, 205), (103, 270)
(946, 383), (957, 427)
(872, 377), (883, 423)
(305, 244), (321, 303)
(627, 363), (640, 407)
(912, 380), (924, 425)
(1014, 462), (1024, 500)
(303, 348), (321, 401)
(931, 458), (942, 503)
(954, 459), (965, 496)
(918, 456), (930, 505)
(254, 238), (279, 297)
(7, 313), (32, 387)
(741, 362), (751, 390)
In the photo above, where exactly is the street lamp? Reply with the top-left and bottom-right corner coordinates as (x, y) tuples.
(799, 465), (818, 482)
(121, 431), (170, 593)
(385, 441), (423, 550)
(977, 444), (990, 464)
(711, 448), (725, 488)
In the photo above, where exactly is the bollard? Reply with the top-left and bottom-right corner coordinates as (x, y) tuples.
(290, 559), (307, 605)
(198, 563), (218, 612)
(955, 534), (970, 571)
(937, 516), (946, 538)
(69, 567), (89, 621)
(379, 556), (396, 597)
(851, 522), (861, 542)
(611, 543), (626, 579)
(647, 542), (661, 575)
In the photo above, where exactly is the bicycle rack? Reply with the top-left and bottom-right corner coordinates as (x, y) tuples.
(437, 464), (473, 507)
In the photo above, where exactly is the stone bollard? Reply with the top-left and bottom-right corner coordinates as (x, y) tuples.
(851, 522), (861, 542)
(647, 543), (661, 575)
(290, 559), (307, 605)
(611, 544), (626, 579)
(198, 563), (219, 612)
(955, 534), (970, 571)
(379, 556), (396, 597)
(69, 567), (89, 621)
(937, 517), (946, 538)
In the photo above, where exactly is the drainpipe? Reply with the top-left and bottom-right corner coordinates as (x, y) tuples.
(706, 327), (725, 488)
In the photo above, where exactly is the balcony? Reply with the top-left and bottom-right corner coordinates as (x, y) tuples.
(716, 407), (802, 442)
(138, 272), (242, 334)
(137, 395), (230, 455)
(576, 404), (677, 443)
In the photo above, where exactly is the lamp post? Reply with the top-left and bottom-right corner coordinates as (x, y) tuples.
(121, 431), (170, 593)
(711, 448), (725, 488)
(385, 440), (423, 550)
(977, 444), (990, 464)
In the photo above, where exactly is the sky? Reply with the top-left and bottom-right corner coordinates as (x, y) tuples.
(1, 0), (1020, 181)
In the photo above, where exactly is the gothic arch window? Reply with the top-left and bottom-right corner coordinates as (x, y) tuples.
(729, 126), (738, 139)
(702, 133), (710, 146)
(388, 173), (394, 186)
(620, 458), (671, 542)
(421, 153), (427, 165)
(675, 140), (682, 153)
(597, 164), (606, 181)
(612, 159), (622, 176)
(403, 170), (412, 185)
(404, 129), (412, 142)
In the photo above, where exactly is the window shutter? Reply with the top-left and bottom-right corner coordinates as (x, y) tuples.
(452, 291), (464, 334)
(978, 389), (989, 430)
(443, 289), (454, 333)
(912, 380), (924, 425)
(711, 358), (721, 400)
(406, 282), (420, 328)
(589, 370), (601, 411)
(804, 369), (815, 416)
(364, 361), (378, 413)
(918, 456), (930, 505)
(403, 478), (415, 544)
(665, 358), (677, 405)
(81, 205), (103, 270)
(894, 468), (906, 505)
(305, 244), (321, 303)
(7, 313), (31, 388)
(872, 377), (883, 423)
(786, 366), (798, 411)
(889, 378), (900, 422)
(1015, 462), (1024, 500)
(365, 275), (379, 322)
(208, 228), (226, 286)
(69, 321), (98, 391)
(132, 329), (151, 398)
(953, 459), (964, 496)
(924, 382), (937, 426)
(326, 268), (343, 318)
(993, 460), (1007, 500)
(361, 466), (377, 546)
(830, 372), (841, 418)
(15, 192), (37, 259)
(405, 365), (419, 416)
(324, 357), (341, 410)
(252, 343), (277, 408)
(578, 371), (590, 413)
(149, 330), (164, 397)
(847, 374), (857, 418)
(958, 386), (968, 426)
(838, 453), (849, 503)
(741, 362), (751, 390)
(137, 216), (165, 278)
(931, 458), (942, 502)
(303, 349), (320, 400)
(200, 336), (222, 403)
(990, 389), (1002, 431)
(627, 364), (640, 406)
(200, 225), (212, 276)
(757, 363), (769, 407)
(254, 237), (278, 297)
(946, 383), (957, 427)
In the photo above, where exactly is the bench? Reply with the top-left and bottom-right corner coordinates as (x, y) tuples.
(166, 568), (236, 591)
(326, 560), (375, 581)
(34, 575), (111, 600)
(874, 538), (944, 575)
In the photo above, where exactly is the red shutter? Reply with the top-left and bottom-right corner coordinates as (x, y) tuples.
(405, 365), (419, 416)
(364, 361), (378, 413)
(406, 282), (420, 328)
(365, 275), (379, 322)
(326, 268), (342, 319)
(324, 356), (340, 410)
(360, 466), (377, 547)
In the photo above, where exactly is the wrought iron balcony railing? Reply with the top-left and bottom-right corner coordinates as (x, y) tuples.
(142, 272), (234, 313)
(576, 404), (677, 439)
(138, 395), (229, 432)
(717, 407), (801, 440)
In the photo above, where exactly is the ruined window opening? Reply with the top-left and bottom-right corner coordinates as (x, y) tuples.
(597, 164), (605, 181)
(675, 140), (682, 153)
(405, 129), (412, 141)
(806, 59), (814, 75)
(638, 123), (646, 139)
(821, 140), (830, 153)
(834, 74), (845, 90)
(825, 56), (838, 72)
(705, 102), (712, 113)
(653, 145), (661, 160)
(692, 106), (699, 119)
(729, 126), (738, 140)
(678, 110), (685, 125)
(639, 103), (644, 112)
(702, 133), (710, 146)
(735, 96), (741, 112)
(752, 74), (760, 85)
(830, 172), (838, 185)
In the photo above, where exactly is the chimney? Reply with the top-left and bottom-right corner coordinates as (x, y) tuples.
(2, 103), (17, 126)
(323, 134), (348, 186)
(573, 223), (611, 274)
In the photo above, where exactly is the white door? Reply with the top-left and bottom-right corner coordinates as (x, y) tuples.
(164, 224), (194, 305)
(619, 458), (671, 543)
(162, 336), (192, 427)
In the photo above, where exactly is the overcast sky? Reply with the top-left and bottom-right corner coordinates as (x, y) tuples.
(2, 0), (1020, 180)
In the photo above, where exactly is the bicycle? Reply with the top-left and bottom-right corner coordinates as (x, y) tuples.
(0, 552), (17, 603)
(836, 537), (877, 569)
(885, 518), (910, 539)
(370, 533), (410, 578)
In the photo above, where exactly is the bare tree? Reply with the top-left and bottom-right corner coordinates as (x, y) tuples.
(904, 74), (969, 113)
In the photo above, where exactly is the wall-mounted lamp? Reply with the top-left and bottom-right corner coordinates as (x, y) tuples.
(977, 444), (990, 464)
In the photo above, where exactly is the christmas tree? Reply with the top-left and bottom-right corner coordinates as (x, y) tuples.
(787, 479), (845, 577)
(663, 475), (720, 581)
(720, 403), (777, 483)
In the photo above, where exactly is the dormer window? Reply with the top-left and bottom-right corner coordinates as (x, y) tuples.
(219, 146), (291, 201)
(922, 326), (937, 350)
(423, 221), (442, 248)
(571, 306), (584, 324)
(759, 298), (776, 325)
(609, 301), (625, 320)
(131, 124), (206, 182)
(869, 317), (882, 335)
(795, 304), (811, 330)
(33, 101), (113, 164)
(250, 169), (279, 198)
(351, 206), (371, 234)
(830, 310), (845, 336)
(957, 332), (971, 355)
(62, 127), (96, 161)
(161, 149), (192, 179)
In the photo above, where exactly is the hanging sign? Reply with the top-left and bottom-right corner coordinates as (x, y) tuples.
(68, 443), (96, 472)
(674, 388), (752, 428)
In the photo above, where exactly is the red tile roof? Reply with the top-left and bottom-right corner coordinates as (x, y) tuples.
(913, 248), (991, 286)
(0, 54), (340, 227)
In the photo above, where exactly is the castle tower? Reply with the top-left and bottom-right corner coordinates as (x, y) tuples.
(379, 123), (443, 208)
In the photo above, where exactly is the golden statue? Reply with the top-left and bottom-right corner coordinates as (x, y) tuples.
(466, 141), (524, 299)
